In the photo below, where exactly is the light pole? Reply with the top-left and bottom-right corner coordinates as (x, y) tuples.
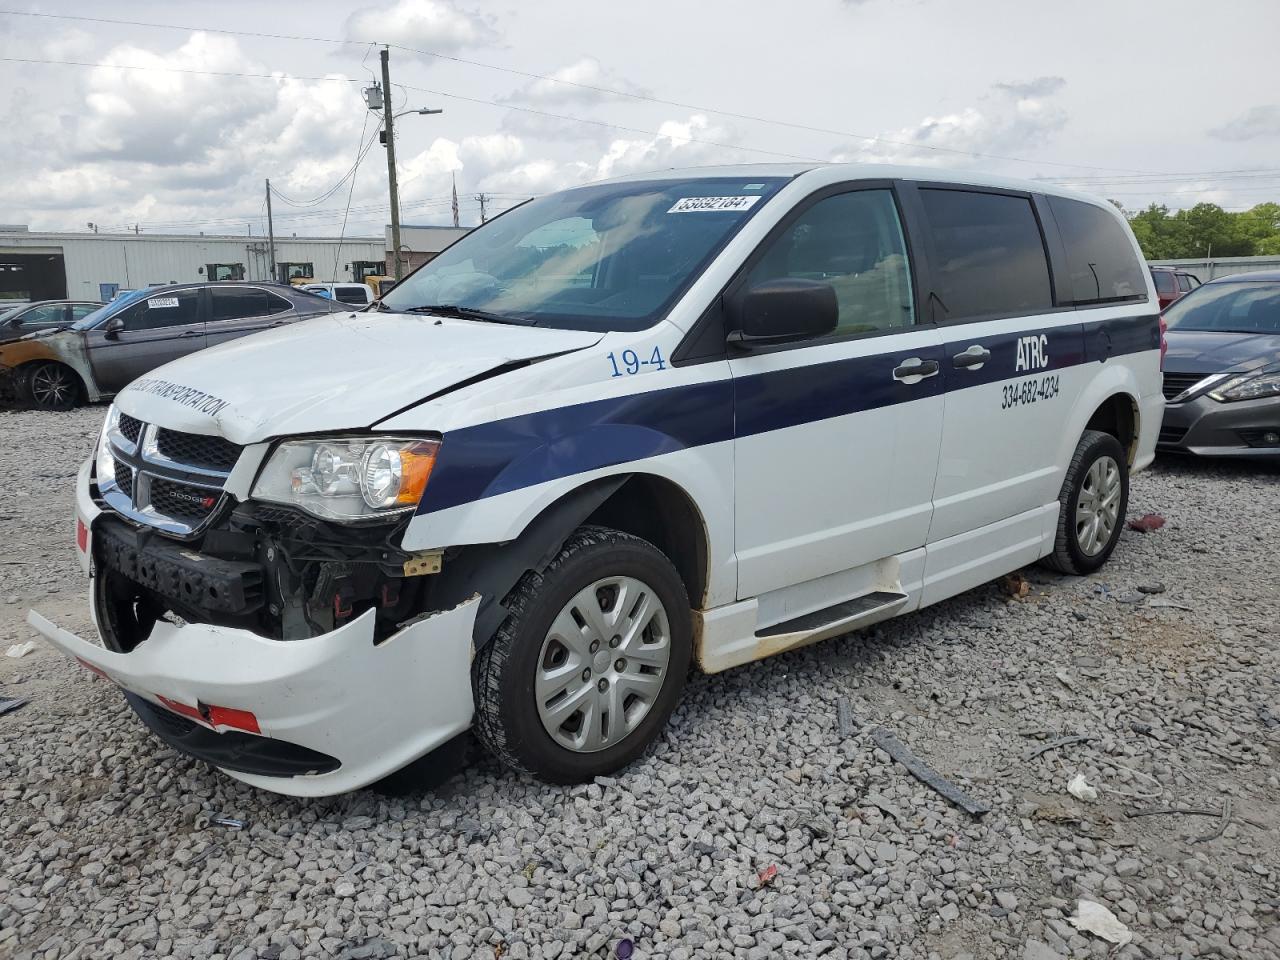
(371, 48), (442, 281)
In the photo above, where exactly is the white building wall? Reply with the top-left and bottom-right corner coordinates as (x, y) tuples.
(0, 232), (385, 299)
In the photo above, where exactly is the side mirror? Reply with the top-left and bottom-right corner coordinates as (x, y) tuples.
(727, 278), (838, 348)
(104, 316), (125, 339)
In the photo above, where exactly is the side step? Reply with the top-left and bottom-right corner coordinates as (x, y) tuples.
(756, 590), (910, 645)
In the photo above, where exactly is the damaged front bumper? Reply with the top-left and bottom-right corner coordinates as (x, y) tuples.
(28, 458), (480, 797)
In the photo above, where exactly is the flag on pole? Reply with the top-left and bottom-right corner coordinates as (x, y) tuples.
(451, 174), (460, 228)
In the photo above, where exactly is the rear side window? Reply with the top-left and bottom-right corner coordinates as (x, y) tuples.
(1177, 273), (1192, 293)
(1049, 197), (1148, 305)
(920, 189), (1053, 320)
(335, 286), (369, 304)
(1151, 271), (1177, 298)
(210, 287), (291, 321)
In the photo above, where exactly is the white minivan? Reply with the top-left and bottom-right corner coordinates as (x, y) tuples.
(31, 164), (1164, 796)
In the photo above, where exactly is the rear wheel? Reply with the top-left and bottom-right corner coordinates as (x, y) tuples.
(472, 525), (692, 783)
(23, 362), (82, 410)
(1042, 429), (1129, 575)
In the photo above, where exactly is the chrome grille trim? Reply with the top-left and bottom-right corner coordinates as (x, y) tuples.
(99, 420), (242, 536)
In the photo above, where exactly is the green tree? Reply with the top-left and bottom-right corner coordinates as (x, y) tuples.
(1118, 200), (1280, 260)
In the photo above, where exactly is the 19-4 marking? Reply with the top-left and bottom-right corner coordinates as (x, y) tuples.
(608, 347), (666, 377)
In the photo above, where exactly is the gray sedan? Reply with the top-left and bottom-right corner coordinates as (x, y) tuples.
(1158, 271), (1280, 462)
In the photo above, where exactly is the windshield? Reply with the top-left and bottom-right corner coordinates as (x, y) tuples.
(72, 287), (150, 330)
(380, 176), (788, 332)
(1163, 281), (1280, 334)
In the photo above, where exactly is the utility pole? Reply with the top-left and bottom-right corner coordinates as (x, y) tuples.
(475, 193), (489, 224)
(380, 48), (404, 280)
(265, 178), (277, 282)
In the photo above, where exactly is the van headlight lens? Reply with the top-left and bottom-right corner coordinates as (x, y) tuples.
(1209, 372), (1280, 402)
(252, 436), (440, 521)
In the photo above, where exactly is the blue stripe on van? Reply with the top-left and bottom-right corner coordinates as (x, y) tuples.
(417, 313), (1159, 516)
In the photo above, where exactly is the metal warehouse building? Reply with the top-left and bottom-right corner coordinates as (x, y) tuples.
(0, 225), (470, 304)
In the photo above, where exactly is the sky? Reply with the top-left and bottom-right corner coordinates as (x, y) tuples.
(0, 0), (1277, 239)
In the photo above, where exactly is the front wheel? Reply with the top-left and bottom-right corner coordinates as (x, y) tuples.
(1042, 429), (1129, 575)
(23, 362), (81, 410)
(472, 525), (692, 783)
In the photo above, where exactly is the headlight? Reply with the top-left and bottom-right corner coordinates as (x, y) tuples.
(251, 436), (440, 521)
(96, 405), (119, 486)
(1208, 371), (1280, 402)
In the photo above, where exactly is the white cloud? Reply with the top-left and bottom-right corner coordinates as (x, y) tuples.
(831, 78), (1068, 166)
(503, 57), (647, 107)
(344, 0), (496, 54)
(1210, 105), (1280, 142)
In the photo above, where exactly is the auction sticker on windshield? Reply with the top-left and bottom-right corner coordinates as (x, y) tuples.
(668, 196), (762, 213)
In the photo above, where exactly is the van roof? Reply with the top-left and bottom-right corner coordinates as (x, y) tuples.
(599, 162), (1113, 207)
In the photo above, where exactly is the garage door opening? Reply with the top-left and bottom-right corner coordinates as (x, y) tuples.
(0, 252), (67, 304)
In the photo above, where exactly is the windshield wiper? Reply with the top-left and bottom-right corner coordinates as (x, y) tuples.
(403, 304), (535, 325)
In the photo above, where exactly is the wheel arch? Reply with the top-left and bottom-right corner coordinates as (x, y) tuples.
(424, 471), (711, 652)
(18, 358), (88, 407)
(1082, 391), (1140, 466)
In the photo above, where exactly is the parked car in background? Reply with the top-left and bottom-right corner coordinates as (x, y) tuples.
(299, 282), (375, 306)
(0, 282), (344, 410)
(1159, 271), (1280, 461)
(0, 300), (101, 346)
(1150, 265), (1200, 311)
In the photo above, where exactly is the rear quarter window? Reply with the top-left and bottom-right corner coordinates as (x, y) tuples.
(1049, 197), (1148, 306)
(1152, 271), (1177, 298)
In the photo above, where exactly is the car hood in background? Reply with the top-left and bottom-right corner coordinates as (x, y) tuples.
(113, 311), (602, 444)
(1163, 330), (1280, 376)
(0, 325), (68, 347)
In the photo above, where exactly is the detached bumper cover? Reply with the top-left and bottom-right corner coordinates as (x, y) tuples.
(28, 595), (480, 797)
(1158, 393), (1280, 459)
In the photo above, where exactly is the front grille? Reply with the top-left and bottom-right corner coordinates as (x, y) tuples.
(1162, 373), (1205, 402)
(102, 421), (241, 534)
(118, 414), (143, 444)
(155, 429), (241, 472)
(150, 477), (220, 524)
(113, 460), (134, 498)
(1158, 425), (1187, 445)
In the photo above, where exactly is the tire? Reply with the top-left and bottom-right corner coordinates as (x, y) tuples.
(472, 525), (692, 784)
(1041, 429), (1129, 575)
(22, 362), (82, 411)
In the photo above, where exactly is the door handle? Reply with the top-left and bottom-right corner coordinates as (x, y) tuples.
(892, 358), (940, 383)
(952, 345), (991, 369)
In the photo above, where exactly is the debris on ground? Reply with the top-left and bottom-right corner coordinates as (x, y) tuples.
(1116, 591), (1146, 604)
(1147, 596), (1194, 611)
(0, 695), (29, 716)
(871, 726), (991, 817)
(1001, 572), (1031, 599)
(212, 815), (246, 829)
(836, 696), (854, 738)
(1126, 513), (1166, 533)
(5, 640), (36, 658)
(1067, 773), (1099, 802)
(614, 939), (634, 959)
(1068, 899), (1133, 946)
(756, 864), (779, 888)
(1026, 734), (1095, 761)
(1137, 582), (1166, 594)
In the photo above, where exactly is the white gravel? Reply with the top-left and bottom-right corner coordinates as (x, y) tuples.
(1, 405), (1278, 960)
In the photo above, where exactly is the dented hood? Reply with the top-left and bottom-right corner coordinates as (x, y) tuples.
(113, 311), (601, 444)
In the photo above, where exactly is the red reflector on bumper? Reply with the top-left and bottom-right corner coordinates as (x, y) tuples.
(155, 695), (261, 735)
(208, 704), (261, 735)
(76, 518), (88, 553)
(76, 657), (111, 680)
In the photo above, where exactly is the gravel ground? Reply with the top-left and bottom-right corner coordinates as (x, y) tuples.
(1, 405), (1277, 960)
